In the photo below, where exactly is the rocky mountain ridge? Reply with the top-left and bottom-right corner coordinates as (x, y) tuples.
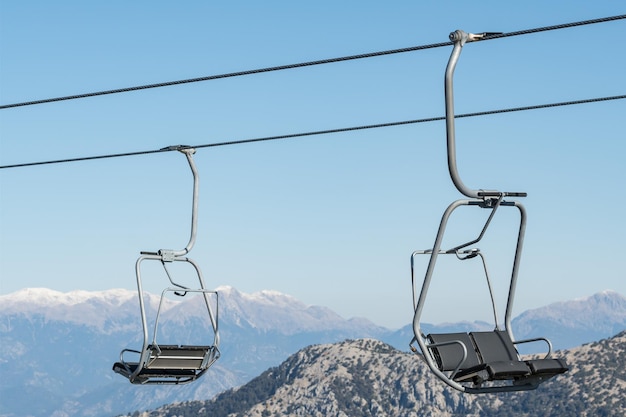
(132, 331), (626, 417)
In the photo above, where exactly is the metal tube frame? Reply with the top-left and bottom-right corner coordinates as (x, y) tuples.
(410, 199), (528, 393)
(410, 30), (536, 393)
(122, 147), (220, 384)
(133, 255), (220, 383)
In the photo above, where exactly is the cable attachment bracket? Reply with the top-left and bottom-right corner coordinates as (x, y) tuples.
(160, 144), (196, 155)
(157, 249), (177, 262)
(449, 30), (503, 44)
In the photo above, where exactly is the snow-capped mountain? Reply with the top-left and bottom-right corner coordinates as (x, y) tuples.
(0, 288), (143, 333)
(0, 286), (383, 335)
(216, 285), (384, 334)
(0, 286), (387, 417)
(0, 287), (624, 417)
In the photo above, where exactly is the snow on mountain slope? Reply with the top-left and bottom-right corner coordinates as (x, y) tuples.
(0, 284), (386, 340)
(214, 285), (379, 334)
(0, 287), (168, 332)
(0, 286), (387, 417)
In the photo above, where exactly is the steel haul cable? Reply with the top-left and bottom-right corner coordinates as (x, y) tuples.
(1, 94), (624, 169)
(1, 14), (624, 110)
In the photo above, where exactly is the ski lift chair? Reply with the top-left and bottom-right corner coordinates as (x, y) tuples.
(112, 147), (220, 384)
(409, 31), (568, 393)
(411, 246), (568, 393)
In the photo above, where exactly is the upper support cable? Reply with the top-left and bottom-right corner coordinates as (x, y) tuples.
(1, 93), (624, 170)
(1, 14), (624, 110)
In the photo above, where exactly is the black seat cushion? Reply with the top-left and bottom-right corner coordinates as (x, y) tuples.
(470, 331), (519, 362)
(427, 333), (481, 371)
(469, 331), (531, 380)
(526, 358), (569, 375)
(484, 360), (532, 379)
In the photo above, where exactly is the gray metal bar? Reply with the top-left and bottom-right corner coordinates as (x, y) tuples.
(151, 286), (220, 349)
(170, 148), (199, 256)
(475, 252), (500, 329)
(513, 336), (553, 359)
(445, 31), (480, 199)
(504, 201), (526, 336)
(133, 254), (158, 381)
(411, 200), (469, 394)
(448, 196), (502, 253)
(411, 200), (526, 331)
(136, 256), (220, 350)
(445, 31), (527, 199)
(412, 199), (470, 327)
(185, 257), (220, 348)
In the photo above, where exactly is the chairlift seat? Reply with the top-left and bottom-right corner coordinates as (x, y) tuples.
(113, 344), (220, 384)
(427, 331), (530, 384)
(143, 345), (215, 369)
(471, 331), (568, 378)
(427, 330), (567, 386)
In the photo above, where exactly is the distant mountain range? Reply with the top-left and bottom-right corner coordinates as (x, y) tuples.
(0, 287), (624, 417)
(384, 290), (626, 353)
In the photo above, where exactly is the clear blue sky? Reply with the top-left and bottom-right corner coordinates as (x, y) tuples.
(1, 1), (624, 328)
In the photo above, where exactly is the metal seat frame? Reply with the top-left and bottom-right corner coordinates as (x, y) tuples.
(409, 30), (567, 393)
(113, 147), (220, 385)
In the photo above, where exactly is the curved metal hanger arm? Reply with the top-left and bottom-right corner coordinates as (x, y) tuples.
(177, 147), (199, 256)
(445, 31), (475, 198)
(445, 31), (526, 199)
(142, 146), (199, 258)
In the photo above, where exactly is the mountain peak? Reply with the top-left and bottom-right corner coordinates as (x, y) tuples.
(215, 285), (301, 306)
(143, 332), (626, 417)
(512, 290), (626, 349)
(195, 338), (465, 417)
(215, 286), (382, 334)
(517, 290), (626, 321)
(588, 289), (624, 304)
